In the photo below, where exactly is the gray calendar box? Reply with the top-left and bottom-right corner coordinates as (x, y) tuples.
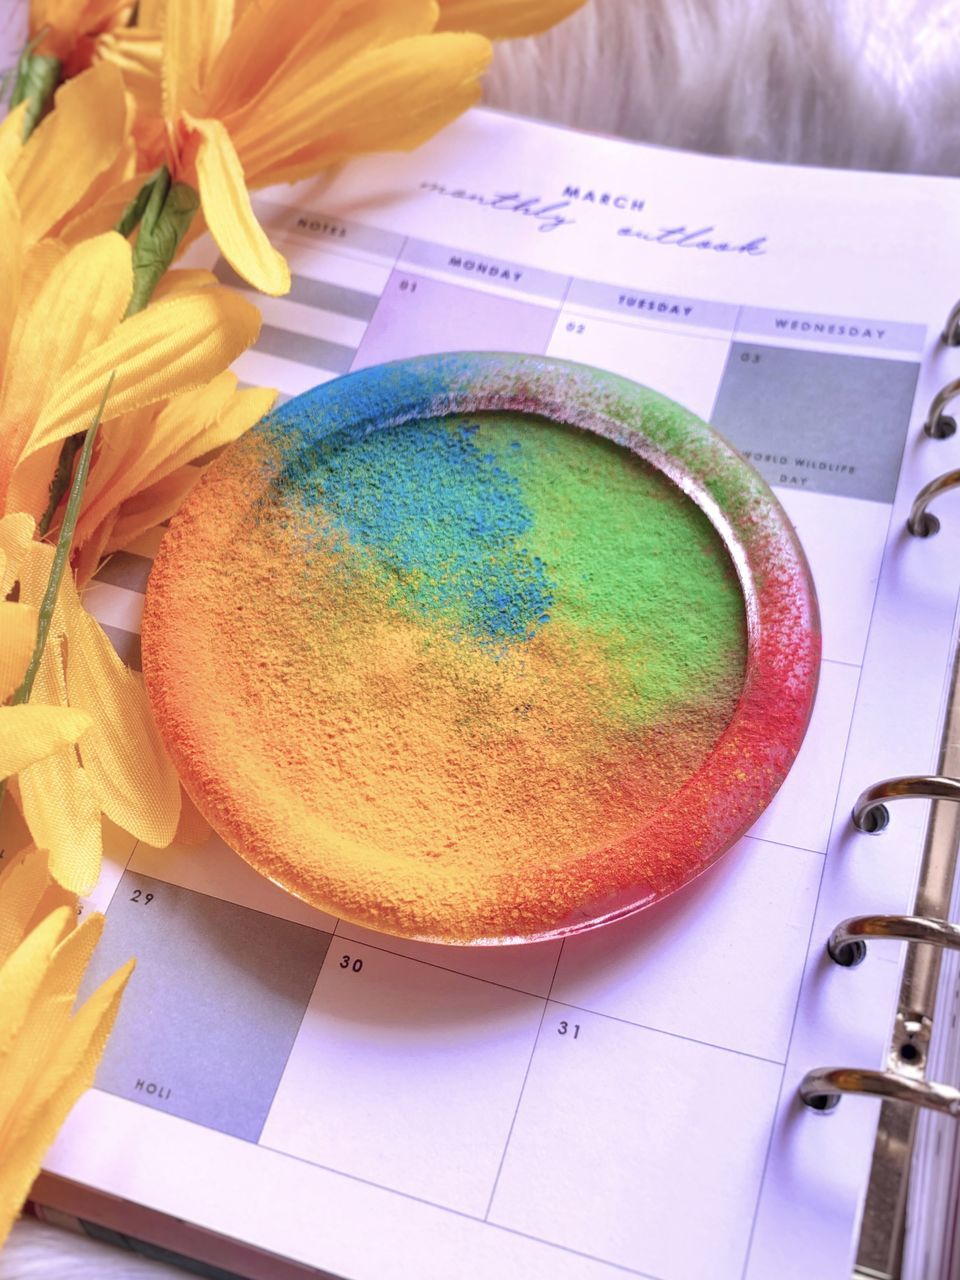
(711, 343), (919, 503)
(82, 874), (333, 1142)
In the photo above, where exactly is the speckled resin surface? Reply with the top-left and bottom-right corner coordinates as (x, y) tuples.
(141, 353), (820, 943)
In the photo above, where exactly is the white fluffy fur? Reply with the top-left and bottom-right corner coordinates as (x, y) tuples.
(5, 3), (960, 1277)
(484, 0), (960, 174)
(0, 1222), (176, 1279)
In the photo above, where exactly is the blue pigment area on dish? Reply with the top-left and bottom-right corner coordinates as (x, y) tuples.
(288, 416), (554, 646)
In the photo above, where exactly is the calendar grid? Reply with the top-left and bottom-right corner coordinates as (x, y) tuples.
(75, 196), (932, 1280)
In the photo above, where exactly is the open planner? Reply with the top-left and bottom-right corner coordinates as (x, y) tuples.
(19, 107), (960, 1280)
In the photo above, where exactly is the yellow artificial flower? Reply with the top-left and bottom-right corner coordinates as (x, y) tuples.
(137, 0), (492, 294)
(436, 0), (587, 38)
(0, 847), (133, 1248)
(0, 174), (262, 528)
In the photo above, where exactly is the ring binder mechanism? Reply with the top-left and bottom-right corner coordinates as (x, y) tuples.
(852, 776), (960, 832)
(907, 336), (960, 545)
(944, 299), (960, 347)
(827, 915), (960, 967)
(799, 1067), (960, 1117)
(806, 645), (960, 1123)
(811, 346), (960, 1267)
(922, 377), (960, 438)
(907, 469), (960, 536)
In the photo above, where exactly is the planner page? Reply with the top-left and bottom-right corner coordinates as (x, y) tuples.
(36, 109), (960, 1280)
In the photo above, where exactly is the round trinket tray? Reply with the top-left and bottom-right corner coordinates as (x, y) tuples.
(142, 353), (820, 944)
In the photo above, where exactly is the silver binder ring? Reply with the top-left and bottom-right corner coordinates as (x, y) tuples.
(943, 298), (960, 346)
(827, 914), (960, 967)
(907, 469), (960, 536)
(922, 377), (960, 438)
(852, 774), (960, 832)
(799, 1066), (960, 1115)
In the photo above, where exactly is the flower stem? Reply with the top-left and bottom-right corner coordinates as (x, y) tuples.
(12, 374), (115, 708)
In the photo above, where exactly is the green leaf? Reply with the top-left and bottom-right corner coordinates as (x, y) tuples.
(126, 169), (200, 317)
(10, 50), (61, 141)
(114, 171), (160, 240)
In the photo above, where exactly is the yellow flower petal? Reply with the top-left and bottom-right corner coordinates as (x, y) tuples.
(163, 0), (234, 119)
(138, 383), (275, 489)
(435, 0), (585, 37)
(0, 514), (34, 597)
(0, 907), (73, 1062)
(95, 27), (163, 118)
(0, 925), (132, 1249)
(18, 735), (102, 894)
(137, 0), (164, 24)
(0, 909), (108, 1190)
(0, 602), (38, 704)
(22, 284), (262, 459)
(0, 240), (72, 506)
(107, 464), (203, 549)
(0, 103), (27, 178)
(237, 33), (491, 184)
(80, 377), (273, 545)
(0, 176), (21, 378)
(0, 706), (93, 780)
(60, 572), (180, 847)
(0, 232), (133, 512)
(50, 134), (139, 242)
(56, 173), (145, 245)
(204, 0), (341, 115)
(152, 268), (220, 297)
(15, 240), (68, 321)
(71, 404), (156, 548)
(15, 540), (180, 852)
(6, 913), (104, 1063)
(16, 546), (102, 893)
(209, 0), (437, 122)
(77, 380), (229, 540)
(5, 232), (132, 410)
(0, 848), (75, 967)
(190, 115), (290, 295)
(73, 513), (117, 587)
(4, 443), (65, 529)
(8, 63), (128, 243)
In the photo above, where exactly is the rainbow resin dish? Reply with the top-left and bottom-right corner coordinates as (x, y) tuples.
(142, 353), (820, 944)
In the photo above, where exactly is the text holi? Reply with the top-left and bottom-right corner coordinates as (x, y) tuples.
(135, 1078), (172, 1100)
